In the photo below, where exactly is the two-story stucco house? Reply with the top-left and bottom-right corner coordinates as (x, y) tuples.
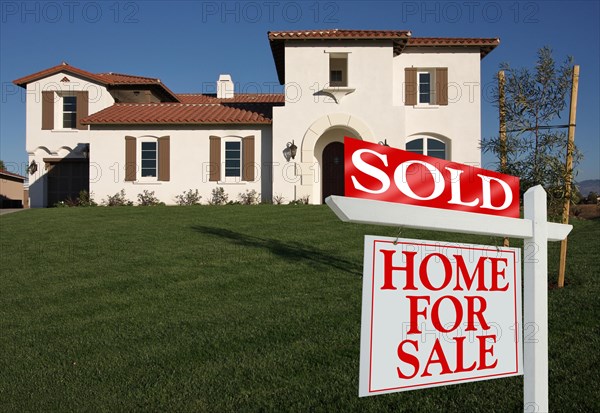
(13, 30), (499, 207)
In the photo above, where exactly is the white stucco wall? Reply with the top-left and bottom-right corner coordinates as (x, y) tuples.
(272, 42), (485, 204)
(272, 40), (405, 204)
(89, 126), (272, 205)
(394, 47), (482, 166)
(25, 72), (114, 207)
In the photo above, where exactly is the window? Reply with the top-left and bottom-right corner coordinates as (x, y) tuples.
(141, 141), (157, 177)
(329, 53), (348, 87)
(63, 95), (77, 128)
(406, 137), (447, 160)
(225, 141), (241, 178)
(418, 71), (434, 105)
(405, 68), (448, 106)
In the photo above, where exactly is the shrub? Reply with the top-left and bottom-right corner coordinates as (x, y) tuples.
(272, 194), (285, 205)
(289, 195), (310, 205)
(104, 190), (133, 207)
(54, 190), (97, 207)
(239, 189), (260, 205)
(208, 187), (228, 205)
(137, 190), (163, 206)
(77, 190), (97, 207)
(175, 189), (202, 206)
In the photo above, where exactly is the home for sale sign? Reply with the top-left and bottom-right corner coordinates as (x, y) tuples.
(359, 236), (522, 397)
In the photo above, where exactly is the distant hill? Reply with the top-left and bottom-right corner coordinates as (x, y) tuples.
(576, 179), (600, 195)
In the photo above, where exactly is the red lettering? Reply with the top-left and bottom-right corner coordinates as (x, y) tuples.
(453, 336), (477, 373)
(453, 255), (488, 291)
(421, 338), (452, 377)
(489, 257), (509, 291)
(419, 253), (453, 291)
(465, 296), (490, 331)
(380, 250), (418, 290)
(431, 295), (462, 333)
(477, 334), (498, 370)
(396, 339), (419, 379)
(406, 296), (430, 334)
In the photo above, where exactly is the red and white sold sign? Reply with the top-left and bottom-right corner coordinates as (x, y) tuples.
(359, 236), (522, 397)
(344, 137), (520, 218)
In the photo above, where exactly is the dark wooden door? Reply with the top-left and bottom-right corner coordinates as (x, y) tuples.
(46, 160), (89, 206)
(322, 141), (344, 203)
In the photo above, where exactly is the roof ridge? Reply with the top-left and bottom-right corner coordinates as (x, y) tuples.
(97, 72), (160, 81)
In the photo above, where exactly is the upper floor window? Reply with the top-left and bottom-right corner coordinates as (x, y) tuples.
(418, 71), (434, 105)
(329, 53), (348, 87)
(41, 90), (89, 131)
(405, 68), (448, 106)
(62, 95), (77, 128)
(406, 137), (448, 160)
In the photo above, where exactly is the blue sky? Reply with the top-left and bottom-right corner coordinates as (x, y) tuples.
(1, 0), (598, 181)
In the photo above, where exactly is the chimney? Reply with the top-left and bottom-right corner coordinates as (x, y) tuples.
(217, 74), (234, 99)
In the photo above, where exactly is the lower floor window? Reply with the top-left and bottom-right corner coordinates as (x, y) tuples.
(225, 141), (241, 177)
(141, 141), (157, 177)
(406, 137), (447, 160)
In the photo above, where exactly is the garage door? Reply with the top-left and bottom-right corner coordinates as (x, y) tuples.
(46, 160), (89, 207)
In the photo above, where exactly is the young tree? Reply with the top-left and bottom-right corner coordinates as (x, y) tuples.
(482, 47), (582, 210)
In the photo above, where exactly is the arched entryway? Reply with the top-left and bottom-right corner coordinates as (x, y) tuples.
(322, 141), (345, 203)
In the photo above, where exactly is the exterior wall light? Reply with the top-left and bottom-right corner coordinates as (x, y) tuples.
(284, 140), (298, 161)
(27, 160), (37, 175)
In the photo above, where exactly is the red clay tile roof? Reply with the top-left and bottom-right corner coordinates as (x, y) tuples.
(96, 72), (163, 84)
(13, 63), (106, 87)
(407, 37), (500, 58)
(177, 93), (285, 104)
(80, 103), (272, 125)
(267, 29), (412, 40)
(13, 63), (180, 101)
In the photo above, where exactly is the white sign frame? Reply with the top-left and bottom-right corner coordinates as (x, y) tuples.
(360, 236), (522, 396)
(326, 185), (572, 412)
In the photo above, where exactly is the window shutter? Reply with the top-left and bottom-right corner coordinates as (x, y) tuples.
(125, 136), (136, 182)
(42, 91), (54, 130)
(242, 135), (255, 181)
(158, 136), (170, 181)
(76, 91), (89, 130)
(405, 68), (417, 105)
(436, 68), (448, 106)
(209, 136), (221, 182)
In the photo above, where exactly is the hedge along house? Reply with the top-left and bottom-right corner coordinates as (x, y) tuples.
(13, 30), (498, 207)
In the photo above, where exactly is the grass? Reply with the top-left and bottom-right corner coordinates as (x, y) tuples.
(0, 205), (598, 412)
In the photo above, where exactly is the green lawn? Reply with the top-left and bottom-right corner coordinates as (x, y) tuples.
(1, 206), (598, 412)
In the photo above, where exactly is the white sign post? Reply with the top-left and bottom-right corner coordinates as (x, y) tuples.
(326, 185), (571, 412)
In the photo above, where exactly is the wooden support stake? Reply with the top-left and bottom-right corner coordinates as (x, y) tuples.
(498, 70), (510, 247)
(558, 65), (580, 288)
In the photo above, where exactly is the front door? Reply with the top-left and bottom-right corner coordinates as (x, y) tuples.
(322, 142), (344, 203)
